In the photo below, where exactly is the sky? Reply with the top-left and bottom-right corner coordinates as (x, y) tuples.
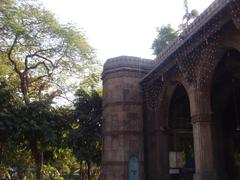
(40, 0), (215, 63)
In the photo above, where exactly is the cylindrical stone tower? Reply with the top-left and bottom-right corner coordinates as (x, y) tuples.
(102, 56), (153, 180)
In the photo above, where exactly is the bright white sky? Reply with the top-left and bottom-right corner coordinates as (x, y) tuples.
(40, 0), (214, 63)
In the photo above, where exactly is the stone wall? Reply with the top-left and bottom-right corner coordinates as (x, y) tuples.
(102, 56), (153, 180)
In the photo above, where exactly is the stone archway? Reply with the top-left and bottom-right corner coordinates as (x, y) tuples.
(168, 83), (194, 180)
(211, 49), (240, 180)
(148, 79), (195, 180)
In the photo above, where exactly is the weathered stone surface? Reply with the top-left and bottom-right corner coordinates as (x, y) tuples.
(102, 1), (240, 180)
(102, 56), (152, 180)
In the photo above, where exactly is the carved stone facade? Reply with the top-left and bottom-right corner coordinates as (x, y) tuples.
(102, 0), (240, 180)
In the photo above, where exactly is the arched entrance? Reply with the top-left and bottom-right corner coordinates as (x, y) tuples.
(211, 49), (240, 180)
(168, 84), (195, 180)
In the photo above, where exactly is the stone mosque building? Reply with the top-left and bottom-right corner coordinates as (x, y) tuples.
(102, 0), (240, 179)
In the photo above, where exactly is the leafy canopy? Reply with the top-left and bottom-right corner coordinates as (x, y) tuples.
(151, 24), (178, 56)
(0, 1), (101, 179)
(0, 0), (96, 104)
(68, 89), (102, 165)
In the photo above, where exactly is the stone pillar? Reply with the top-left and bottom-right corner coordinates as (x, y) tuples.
(189, 89), (217, 180)
(155, 130), (170, 180)
(155, 103), (171, 180)
(102, 56), (153, 180)
(144, 109), (170, 180)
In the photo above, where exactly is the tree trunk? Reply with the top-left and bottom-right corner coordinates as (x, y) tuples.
(17, 168), (25, 180)
(79, 161), (84, 180)
(35, 152), (43, 180)
(30, 142), (43, 180)
(87, 161), (91, 180)
(19, 73), (30, 105)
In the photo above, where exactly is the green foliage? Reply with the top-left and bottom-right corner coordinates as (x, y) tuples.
(43, 164), (64, 180)
(151, 24), (178, 56)
(0, 1), (102, 179)
(0, 82), (74, 179)
(0, 71), (102, 180)
(50, 148), (79, 176)
(80, 66), (102, 93)
(0, 0), (96, 104)
(1, 144), (34, 179)
(184, 0), (189, 14)
(0, 164), (11, 179)
(0, 54), (19, 90)
(69, 89), (102, 165)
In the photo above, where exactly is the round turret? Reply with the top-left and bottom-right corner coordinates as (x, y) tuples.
(102, 56), (153, 180)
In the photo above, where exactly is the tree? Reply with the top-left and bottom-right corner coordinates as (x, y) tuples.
(0, 0), (96, 105)
(68, 89), (102, 180)
(151, 24), (178, 56)
(19, 102), (72, 180)
(0, 82), (35, 179)
(0, 89), (72, 179)
(184, 0), (189, 14)
(48, 148), (80, 179)
(0, 0), (97, 179)
(0, 81), (76, 179)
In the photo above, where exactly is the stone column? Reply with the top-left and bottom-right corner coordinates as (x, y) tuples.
(189, 89), (217, 180)
(155, 130), (170, 180)
(144, 110), (170, 180)
(102, 56), (153, 180)
(155, 103), (171, 180)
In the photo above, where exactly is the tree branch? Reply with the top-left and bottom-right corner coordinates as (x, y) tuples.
(7, 35), (22, 76)
(30, 74), (50, 84)
(25, 53), (55, 70)
(27, 61), (47, 70)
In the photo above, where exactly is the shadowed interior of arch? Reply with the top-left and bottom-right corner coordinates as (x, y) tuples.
(211, 49), (240, 180)
(168, 84), (195, 180)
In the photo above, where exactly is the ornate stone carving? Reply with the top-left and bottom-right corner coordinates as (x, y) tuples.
(142, 80), (164, 112)
(176, 33), (220, 89)
(230, 0), (240, 29)
(153, 0), (228, 65)
(176, 49), (199, 86)
(196, 40), (218, 89)
(142, 5), (226, 89)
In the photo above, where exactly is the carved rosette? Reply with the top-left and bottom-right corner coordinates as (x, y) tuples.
(142, 80), (164, 112)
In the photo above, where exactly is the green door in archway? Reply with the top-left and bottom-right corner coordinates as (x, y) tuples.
(128, 155), (139, 180)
